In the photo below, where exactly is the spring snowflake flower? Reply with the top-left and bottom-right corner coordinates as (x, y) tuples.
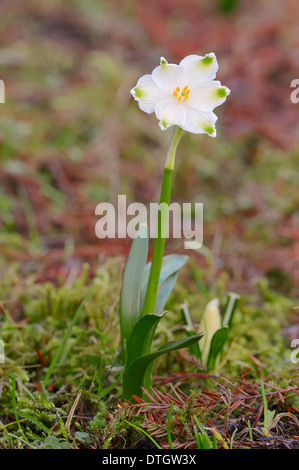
(130, 53), (230, 137)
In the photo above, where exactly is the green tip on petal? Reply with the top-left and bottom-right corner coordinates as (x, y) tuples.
(161, 119), (168, 128)
(216, 87), (227, 98)
(204, 125), (215, 136)
(134, 87), (144, 99)
(201, 55), (214, 66)
(160, 57), (168, 66)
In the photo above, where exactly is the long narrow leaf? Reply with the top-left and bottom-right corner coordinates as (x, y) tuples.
(126, 312), (166, 365)
(206, 327), (229, 371)
(119, 224), (149, 361)
(181, 304), (201, 359)
(154, 272), (178, 315)
(141, 254), (188, 315)
(142, 254), (188, 290)
(123, 332), (205, 399)
(222, 292), (240, 328)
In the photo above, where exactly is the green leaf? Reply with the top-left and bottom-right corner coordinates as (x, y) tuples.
(193, 415), (214, 449)
(206, 327), (229, 371)
(125, 312), (167, 396)
(126, 312), (166, 365)
(222, 292), (240, 328)
(42, 436), (71, 449)
(141, 254), (188, 315)
(260, 380), (276, 429)
(123, 332), (205, 400)
(180, 303), (201, 359)
(74, 431), (93, 445)
(119, 224), (149, 361)
(155, 272), (179, 315)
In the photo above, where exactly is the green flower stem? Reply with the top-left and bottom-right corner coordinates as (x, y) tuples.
(141, 126), (183, 317)
(164, 125), (183, 171)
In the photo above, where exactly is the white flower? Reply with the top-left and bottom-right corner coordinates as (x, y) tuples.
(130, 53), (230, 137)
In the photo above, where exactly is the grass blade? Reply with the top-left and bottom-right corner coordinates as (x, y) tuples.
(42, 292), (90, 386)
(167, 401), (174, 449)
(125, 420), (162, 449)
(11, 374), (26, 440)
(16, 411), (52, 436)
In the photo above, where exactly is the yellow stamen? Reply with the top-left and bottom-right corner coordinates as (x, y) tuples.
(182, 89), (190, 102)
(173, 85), (190, 102)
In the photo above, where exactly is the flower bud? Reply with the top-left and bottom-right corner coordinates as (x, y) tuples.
(200, 298), (221, 366)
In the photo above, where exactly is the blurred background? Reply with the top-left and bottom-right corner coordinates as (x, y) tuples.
(0, 0), (298, 297)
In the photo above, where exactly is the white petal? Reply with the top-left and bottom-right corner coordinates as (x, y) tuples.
(130, 74), (167, 114)
(182, 106), (218, 136)
(179, 53), (219, 84)
(187, 80), (231, 111)
(151, 59), (183, 93)
(154, 98), (187, 131)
